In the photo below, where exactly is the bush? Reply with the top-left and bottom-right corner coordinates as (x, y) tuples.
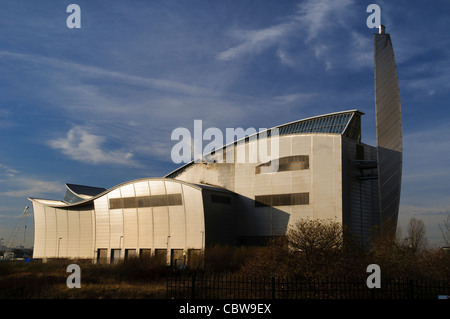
(204, 244), (248, 273)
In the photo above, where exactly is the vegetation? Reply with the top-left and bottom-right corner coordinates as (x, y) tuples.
(0, 217), (449, 298)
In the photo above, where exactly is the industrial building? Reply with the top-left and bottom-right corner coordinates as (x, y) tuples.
(28, 27), (402, 264)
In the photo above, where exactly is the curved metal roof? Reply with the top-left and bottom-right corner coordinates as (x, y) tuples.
(29, 177), (230, 209)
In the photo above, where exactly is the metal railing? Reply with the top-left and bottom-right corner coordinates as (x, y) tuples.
(167, 274), (450, 299)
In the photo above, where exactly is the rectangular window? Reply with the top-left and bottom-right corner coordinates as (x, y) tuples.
(356, 144), (365, 160)
(139, 249), (151, 258)
(97, 248), (108, 264)
(125, 249), (136, 259)
(109, 194), (182, 209)
(255, 193), (309, 207)
(155, 249), (167, 265)
(255, 155), (309, 174)
(110, 249), (121, 263)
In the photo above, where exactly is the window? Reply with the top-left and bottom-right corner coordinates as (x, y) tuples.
(125, 249), (136, 259)
(139, 249), (151, 258)
(97, 248), (107, 264)
(255, 155), (309, 174)
(356, 144), (365, 160)
(109, 194), (182, 209)
(255, 193), (309, 207)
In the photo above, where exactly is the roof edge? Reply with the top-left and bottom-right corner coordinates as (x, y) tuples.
(30, 178), (225, 208)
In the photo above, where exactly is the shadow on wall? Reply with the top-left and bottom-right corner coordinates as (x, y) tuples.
(233, 194), (291, 246)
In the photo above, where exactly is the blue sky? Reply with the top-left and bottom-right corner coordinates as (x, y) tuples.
(0, 0), (449, 248)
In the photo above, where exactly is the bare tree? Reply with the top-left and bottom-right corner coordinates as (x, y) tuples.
(439, 215), (450, 247)
(287, 218), (344, 255)
(406, 218), (428, 253)
(286, 218), (347, 277)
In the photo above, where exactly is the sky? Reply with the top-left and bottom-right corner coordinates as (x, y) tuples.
(0, 0), (449, 248)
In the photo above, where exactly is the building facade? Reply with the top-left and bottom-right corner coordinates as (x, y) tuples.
(28, 27), (402, 263)
(29, 109), (382, 263)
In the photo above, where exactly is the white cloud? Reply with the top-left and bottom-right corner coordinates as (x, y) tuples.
(49, 126), (135, 166)
(216, 0), (362, 71)
(295, 0), (354, 41)
(0, 175), (63, 198)
(217, 22), (295, 61)
(0, 163), (19, 177)
(0, 50), (214, 97)
(274, 93), (316, 104)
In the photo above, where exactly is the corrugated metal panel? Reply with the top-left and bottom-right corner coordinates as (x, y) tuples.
(31, 202), (46, 258)
(374, 32), (402, 230)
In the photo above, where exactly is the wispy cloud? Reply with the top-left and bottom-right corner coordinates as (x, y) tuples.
(0, 171), (63, 198)
(295, 0), (354, 41)
(0, 163), (19, 177)
(49, 126), (135, 166)
(216, 0), (367, 72)
(0, 50), (214, 97)
(218, 22), (296, 61)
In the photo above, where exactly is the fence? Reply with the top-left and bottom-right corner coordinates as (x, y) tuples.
(167, 274), (450, 299)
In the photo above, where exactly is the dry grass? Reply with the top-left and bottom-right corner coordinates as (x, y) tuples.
(0, 258), (168, 299)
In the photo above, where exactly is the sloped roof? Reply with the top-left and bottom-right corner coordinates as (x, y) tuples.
(65, 183), (107, 197)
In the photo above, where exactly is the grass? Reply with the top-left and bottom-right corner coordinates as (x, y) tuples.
(0, 258), (169, 299)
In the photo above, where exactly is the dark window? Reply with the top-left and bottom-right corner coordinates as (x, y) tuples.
(125, 249), (136, 259)
(97, 248), (108, 264)
(123, 197), (137, 208)
(256, 155), (309, 174)
(356, 144), (365, 160)
(109, 198), (124, 210)
(139, 249), (151, 258)
(109, 194), (182, 209)
(211, 194), (231, 205)
(255, 193), (309, 207)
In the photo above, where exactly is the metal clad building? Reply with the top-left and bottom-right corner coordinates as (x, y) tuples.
(28, 28), (402, 263)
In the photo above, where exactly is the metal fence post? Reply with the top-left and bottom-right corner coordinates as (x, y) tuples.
(272, 277), (276, 299)
(192, 274), (196, 299)
(408, 278), (414, 300)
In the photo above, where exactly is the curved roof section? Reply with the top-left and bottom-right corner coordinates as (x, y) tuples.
(29, 178), (230, 209)
(63, 183), (107, 204)
(165, 109), (363, 179)
(277, 109), (362, 137)
(66, 184), (107, 197)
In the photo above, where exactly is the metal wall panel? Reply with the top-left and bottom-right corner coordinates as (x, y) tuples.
(94, 196), (110, 249)
(67, 210), (79, 257)
(374, 32), (403, 230)
(31, 202), (46, 258)
(56, 208), (68, 257)
(79, 210), (94, 258)
(183, 184), (205, 249)
(44, 206), (57, 257)
(137, 207), (153, 249)
(123, 208), (138, 249)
